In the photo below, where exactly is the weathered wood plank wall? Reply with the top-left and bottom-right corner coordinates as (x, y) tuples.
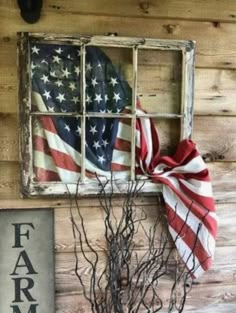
(0, 0), (236, 312)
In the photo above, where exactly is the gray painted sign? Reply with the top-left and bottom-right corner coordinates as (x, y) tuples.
(0, 208), (55, 313)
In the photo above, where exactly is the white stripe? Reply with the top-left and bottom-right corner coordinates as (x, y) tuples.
(117, 122), (132, 142)
(140, 117), (153, 167)
(163, 184), (216, 258)
(34, 150), (80, 181)
(172, 155), (207, 173)
(112, 149), (131, 166)
(179, 178), (213, 198)
(169, 225), (205, 278)
(153, 155), (206, 175)
(32, 91), (48, 111)
(34, 151), (57, 172)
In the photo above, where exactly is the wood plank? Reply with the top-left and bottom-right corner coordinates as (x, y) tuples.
(0, 113), (182, 161)
(1, 40), (236, 115)
(2, 9), (236, 68)
(55, 246), (236, 292)
(195, 68), (236, 116)
(1, 201), (235, 250)
(55, 291), (236, 313)
(54, 247), (236, 312)
(54, 248), (236, 312)
(1, 114), (236, 162)
(0, 161), (236, 202)
(193, 116), (236, 162)
(0, 113), (18, 161)
(4, 0), (236, 23)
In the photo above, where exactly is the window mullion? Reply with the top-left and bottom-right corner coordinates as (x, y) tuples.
(180, 46), (195, 140)
(80, 44), (86, 181)
(130, 46), (138, 181)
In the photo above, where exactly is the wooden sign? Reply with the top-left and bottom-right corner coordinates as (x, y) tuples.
(0, 208), (55, 313)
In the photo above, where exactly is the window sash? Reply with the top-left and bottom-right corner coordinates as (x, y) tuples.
(18, 32), (195, 197)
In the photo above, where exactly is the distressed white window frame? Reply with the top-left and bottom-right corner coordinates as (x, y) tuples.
(18, 32), (195, 197)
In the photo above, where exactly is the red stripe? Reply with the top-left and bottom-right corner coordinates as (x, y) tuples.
(114, 138), (131, 152)
(34, 167), (60, 181)
(166, 203), (212, 272)
(179, 180), (215, 211)
(151, 176), (217, 238)
(111, 163), (130, 171)
(34, 135), (81, 173)
(39, 116), (58, 134)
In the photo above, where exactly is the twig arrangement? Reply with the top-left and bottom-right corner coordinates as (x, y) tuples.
(69, 178), (194, 313)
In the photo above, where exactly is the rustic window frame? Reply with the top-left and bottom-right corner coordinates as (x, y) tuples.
(18, 32), (195, 197)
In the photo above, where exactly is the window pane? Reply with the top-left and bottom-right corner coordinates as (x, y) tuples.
(30, 42), (81, 113)
(137, 49), (182, 114)
(85, 117), (132, 179)
(32, 116), (82, 182)
(85, 47), (133, 114)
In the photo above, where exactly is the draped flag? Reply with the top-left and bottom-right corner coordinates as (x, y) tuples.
(31, 43), (217, 278)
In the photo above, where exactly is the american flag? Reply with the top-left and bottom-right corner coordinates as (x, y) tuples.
(31, 43), (217, 278)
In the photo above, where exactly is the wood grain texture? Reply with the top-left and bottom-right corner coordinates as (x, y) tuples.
(1, 1), (236, 312)
(3, 0), (236, 23)
(54, 248), (236, 312)
(1, 114), (235, 162)
(1, 199), (235, 250)
(2, 7), (236, 68)
(0, 161), (236, 202)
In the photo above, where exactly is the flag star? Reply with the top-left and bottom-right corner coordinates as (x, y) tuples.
(41, 59), (48, 64)
(76, 126), (81, 135)
(56, 93), (66, 103)
(43, 90), (51, 100)
(86, 63), (92, 72)
(64, 124), (71, 132)
(55, 47), (63, 54)
(110, 77), (118, 87)
(77, 49), (81, 56)
(62, 68), (71, 78)
(102, 139), (109, 148)
(61, 109), (67, 113)
(50, 71), (57, 77)
(52, 55), (61, 64)
(97, 62), (102, 68)
(91, 77), (98, 87)
(72, 96), (80, 104)
(102, 124), (106, 133)
(55, 79), (63, 87)
(113, 92), (121, 102)
(74, 66), (80, 75)
(86, 95), (92, 104)
(69, 82), (76, 91)
(116, 108), (122, 113)
(104, 94), (109, 103)
(107, 109), (112, 113)
(94, 93), (103, 104)
(67, 54), (73, 59)
(93, 140), (101, 150)
(31, 62), (37, 70)
(31, 46), (40, 54)
(98, 155), (106, 164)
(99, 109), (106, 113)
(48, 106), (55, 112)
(89, 125), (98, 135)
(41, 74), (50, 84)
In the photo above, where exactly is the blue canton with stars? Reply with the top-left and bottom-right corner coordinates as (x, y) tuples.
(31, 43), (132, 171)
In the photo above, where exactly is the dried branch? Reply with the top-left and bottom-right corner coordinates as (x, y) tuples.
(68, 178), (206, 313)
